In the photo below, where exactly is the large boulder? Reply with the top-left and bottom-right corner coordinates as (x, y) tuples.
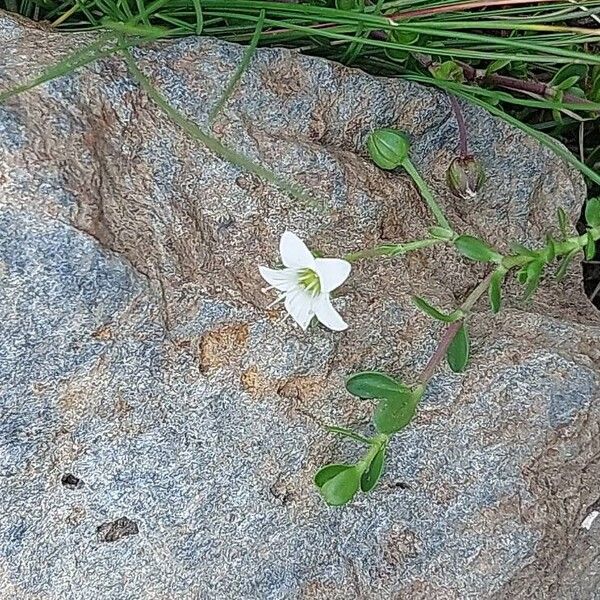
(1, 11), (599, 599)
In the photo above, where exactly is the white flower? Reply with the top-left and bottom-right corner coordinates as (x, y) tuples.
(259, 231), (351, 331)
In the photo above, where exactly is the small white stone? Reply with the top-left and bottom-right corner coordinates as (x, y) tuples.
(581, 510), (599, 530)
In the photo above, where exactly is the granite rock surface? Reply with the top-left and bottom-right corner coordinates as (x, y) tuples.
(1, 11), (600, 600)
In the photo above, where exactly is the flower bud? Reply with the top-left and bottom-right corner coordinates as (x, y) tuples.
(366, 128), (410, 170)
(446, 156), (485, 199)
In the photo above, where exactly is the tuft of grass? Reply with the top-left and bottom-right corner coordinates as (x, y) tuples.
(1, 0), (598, 190)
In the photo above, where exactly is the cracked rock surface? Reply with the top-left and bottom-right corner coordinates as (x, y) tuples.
(1, 11), (599, 600)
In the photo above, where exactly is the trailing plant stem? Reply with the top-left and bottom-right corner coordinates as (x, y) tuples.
(357, 433), (388, 472)
(418, 273), (493, 384)
(345, 238), (441, 262)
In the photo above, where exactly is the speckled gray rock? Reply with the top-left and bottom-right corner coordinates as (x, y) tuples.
(1, 11), (600, 600)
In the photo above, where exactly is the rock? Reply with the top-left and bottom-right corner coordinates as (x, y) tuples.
(96, 517), (139, 543)
(1, 10), (599, 600)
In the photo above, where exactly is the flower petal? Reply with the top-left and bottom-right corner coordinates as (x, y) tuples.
(259, 266), (298, 292)
(314, 258), (351, 293)
(280, 231), (315, 269)
(284, 287), (314, 330)
(313, 294), (348, 331)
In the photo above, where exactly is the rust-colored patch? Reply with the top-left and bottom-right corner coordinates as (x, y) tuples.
(261, 59), (305, 98)
(198, 323), (249, 372)
(91, 324), (113, 341)
(241, 365), (260, 396)
(383, 526), (422, 566)
(276, 376), (326, 414)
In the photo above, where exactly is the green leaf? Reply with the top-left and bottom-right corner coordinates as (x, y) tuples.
(523, 260), (543, 301)
(454, 235), (501, 263)
(545, 235), (556, 262)
(374, 391), (417, 435)
(554, 75), (579, 91)
(413, 296), (461, 323)
(385, 29), (419, 62)
(486, 58), (511, 75)
(325, 426), (372, 446)
(319, 466), (361, 506)
(360, 445), (386, 493)
(428, 226), (455, 241)
(447, 323), (469, 373)
(431, 61), (464, 83)
(314, 464), (350, 488)
(336, 0), (364, 9)
(510, 242), (536, 258)
(557, 207), (569, 238)
(550, 64), (587, 88)
(585, 233), (597, 261)
(346, 371), (409, 400)
(585, 198), (600, 228)
(489, 269), (505, 314)
(556, 249), (580, 282)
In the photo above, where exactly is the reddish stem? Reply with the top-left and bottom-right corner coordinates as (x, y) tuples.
(448, 95), (469, 158)
(418, 321), (462, 384)
(417, 55), (592, 107)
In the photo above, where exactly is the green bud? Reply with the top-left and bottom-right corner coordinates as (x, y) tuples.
(446, 156), (486, 199)
(366, 128), (410, 170)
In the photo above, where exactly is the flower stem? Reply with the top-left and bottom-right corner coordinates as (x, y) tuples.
(448, 95), (469, 159)
(418, 273), (492, 385)
(402, 158), (452, 231)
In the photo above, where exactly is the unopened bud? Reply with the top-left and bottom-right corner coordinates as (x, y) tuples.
(366, 128), (410, 170)
(446, 156), (485, 199)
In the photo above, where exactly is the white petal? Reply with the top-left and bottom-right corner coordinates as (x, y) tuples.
(313, 294), (348, 331)
(280, 231), (315, 269)
(284, 287), (314, 330)
(314, 258), (351, 293)
(259, 266), (298, 292)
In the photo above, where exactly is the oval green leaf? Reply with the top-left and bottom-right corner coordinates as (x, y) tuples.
(447, 323), (470, 373)
(319, 466), (360, 506)
(314, 464), (352, 489)
(454, 235), (501, 263)
(346, 371), (409, 400)
(374, 391), (417, 434)
(360, 445), (386, 493)
(585, 198), (600, 228)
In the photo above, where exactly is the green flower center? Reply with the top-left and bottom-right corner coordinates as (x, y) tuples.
(298, 268), (321, 295)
